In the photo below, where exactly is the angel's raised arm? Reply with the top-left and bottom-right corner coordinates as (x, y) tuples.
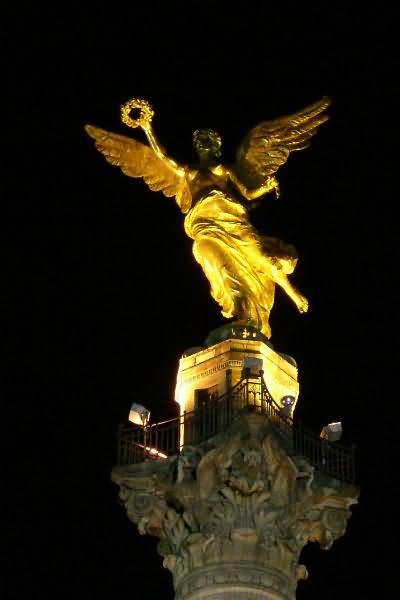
(85, 99), (192, 214)
(121, 98), (186, 176)
(142, 121), (185, 177)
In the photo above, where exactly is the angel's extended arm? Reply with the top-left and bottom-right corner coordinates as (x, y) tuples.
(142, 123), (186, 178)
(228, 169), (280, 200)
(85, 122), (193, 213)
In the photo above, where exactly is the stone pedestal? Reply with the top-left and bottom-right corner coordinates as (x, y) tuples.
(175, 325), (299, 420)
(112, 411), (358, 600)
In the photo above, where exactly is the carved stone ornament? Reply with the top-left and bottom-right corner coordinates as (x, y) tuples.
(112, 413), (358, 600)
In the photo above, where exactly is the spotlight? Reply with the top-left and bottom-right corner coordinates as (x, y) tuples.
(129, 402), (151, 427)
(279, 395), (295, 418)
(320, 422), (342, 442)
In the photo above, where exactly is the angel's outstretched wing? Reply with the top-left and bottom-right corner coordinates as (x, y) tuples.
(234, 97), (331, 188)
(85, 125), (192, 213)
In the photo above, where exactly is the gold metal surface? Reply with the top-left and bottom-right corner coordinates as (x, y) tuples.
(86, 97), (330, 338)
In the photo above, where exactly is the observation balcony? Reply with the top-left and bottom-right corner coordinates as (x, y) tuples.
(117, 371), (355, 483)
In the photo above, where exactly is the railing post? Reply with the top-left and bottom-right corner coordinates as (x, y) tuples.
(321, 439), (328, 471)
(202, 401), (206, 443)
(143, 424), (148, 460)
(226, 368), (232, 393)
(297, 420), (302, 457)
(182, 410), (186, 448)
(351, 444), (356, 483)
(117, 422), (123, 465)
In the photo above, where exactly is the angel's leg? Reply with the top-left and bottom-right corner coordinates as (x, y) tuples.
(270, 268), (309, 313)
(192, 235), (274, 336)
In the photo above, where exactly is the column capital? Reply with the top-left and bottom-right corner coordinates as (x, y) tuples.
(112, 413), (358, 599)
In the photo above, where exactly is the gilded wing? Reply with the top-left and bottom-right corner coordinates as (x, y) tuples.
(234, 97), (331, 188)
(85, 125), (192, 213)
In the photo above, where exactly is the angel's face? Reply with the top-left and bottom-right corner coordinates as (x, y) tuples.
(193, 129), (222, 164)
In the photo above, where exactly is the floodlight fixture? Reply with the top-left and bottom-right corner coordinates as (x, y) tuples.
(243, 357), (263, 376)
(279, 395), (295, 418)
(129, 402), (151, 427)
(320, 421), (342, 442)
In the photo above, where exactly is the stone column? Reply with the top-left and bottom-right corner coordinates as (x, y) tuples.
(112, 413), (358, 600)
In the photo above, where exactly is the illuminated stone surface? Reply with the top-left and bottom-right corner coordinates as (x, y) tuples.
(175, 326), (299, 420)
(112, 411), (358, 600)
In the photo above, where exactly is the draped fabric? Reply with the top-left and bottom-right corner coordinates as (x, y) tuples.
(184, 191), (298, 338)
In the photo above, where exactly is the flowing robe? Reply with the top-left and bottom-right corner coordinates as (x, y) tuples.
(184, 190), (298, 338)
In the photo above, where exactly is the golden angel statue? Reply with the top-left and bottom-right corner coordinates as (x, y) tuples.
(85, 97), (330, 338)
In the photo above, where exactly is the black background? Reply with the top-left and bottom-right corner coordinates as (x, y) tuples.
(3, 3), (395, 599)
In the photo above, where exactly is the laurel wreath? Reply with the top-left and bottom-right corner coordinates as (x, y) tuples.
(121, 98), (154, 129)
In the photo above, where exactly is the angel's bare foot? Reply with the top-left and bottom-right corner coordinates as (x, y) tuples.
(274, 275), (309, 314)
(296, 295), (309, 313)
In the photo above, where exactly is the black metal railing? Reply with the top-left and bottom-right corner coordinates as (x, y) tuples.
(117, 373), (355, 483)
(292, 423), (356, 483)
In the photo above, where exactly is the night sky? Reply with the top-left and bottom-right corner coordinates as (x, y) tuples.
(3, 4), (395, 599)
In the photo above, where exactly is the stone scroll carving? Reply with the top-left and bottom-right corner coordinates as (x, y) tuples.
(112, 413), (358, 600)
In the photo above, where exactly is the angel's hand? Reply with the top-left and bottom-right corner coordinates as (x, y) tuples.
(270, 177), (280, 199)
(121, 98), (154, 131)
(296, 294), (309, 313)
(262, 176), (280, 198)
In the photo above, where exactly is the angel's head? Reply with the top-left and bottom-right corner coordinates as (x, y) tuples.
(193, 128), (222, 164)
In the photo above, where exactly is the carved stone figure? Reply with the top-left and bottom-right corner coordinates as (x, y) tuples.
(112, 413), (358, 600)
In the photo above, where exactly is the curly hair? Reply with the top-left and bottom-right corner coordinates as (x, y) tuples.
(192, 128), (222, 158)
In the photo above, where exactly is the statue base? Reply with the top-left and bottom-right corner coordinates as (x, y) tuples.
(175, 324), (299, 420)
(112, 326), (358, 600)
